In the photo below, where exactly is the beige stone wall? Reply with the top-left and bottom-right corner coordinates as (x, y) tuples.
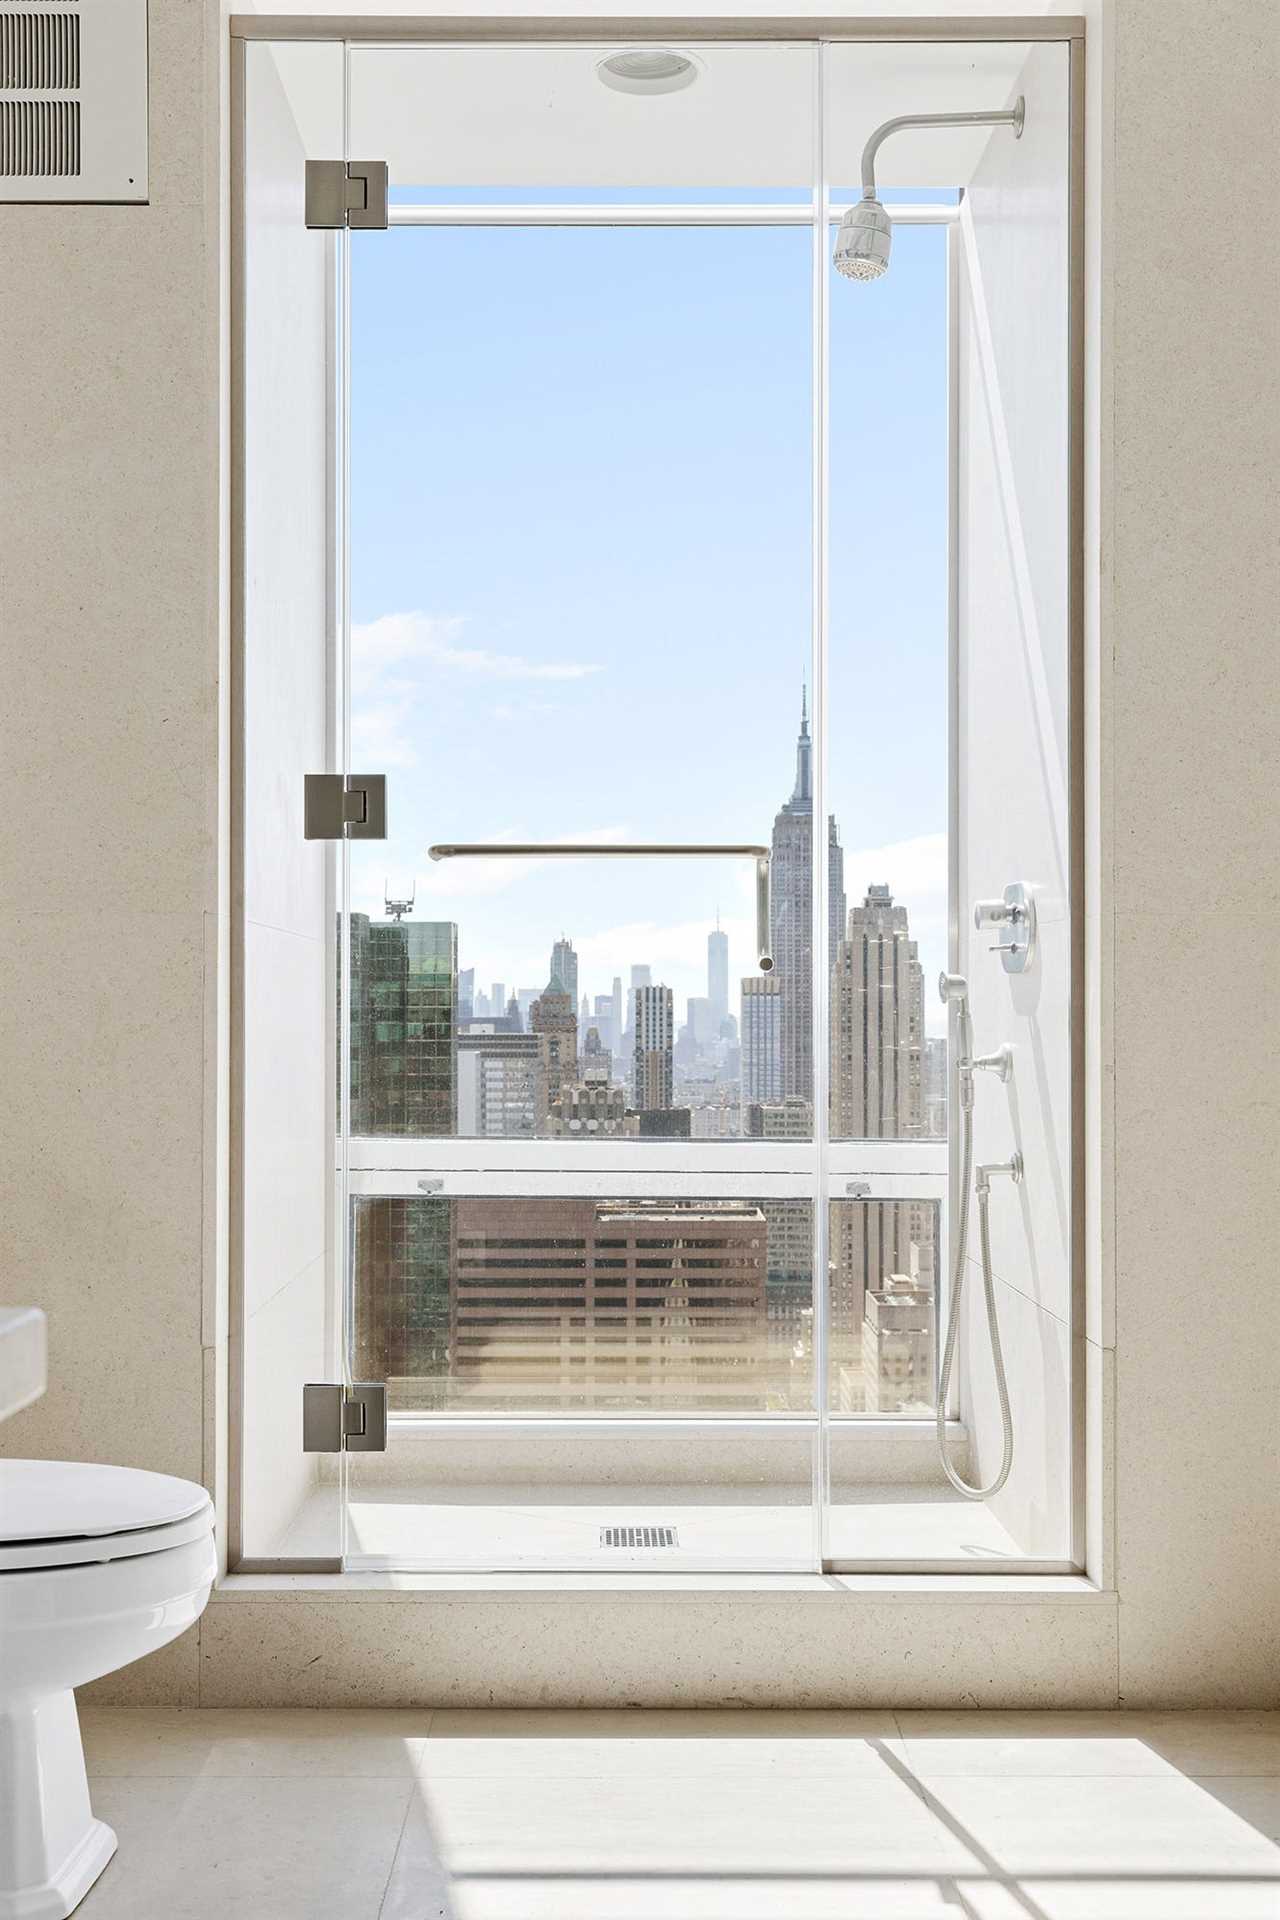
(0, 0), (225, 1706)
(2, 1), (1277, 1707)
(1105, 0), (1280, 1704)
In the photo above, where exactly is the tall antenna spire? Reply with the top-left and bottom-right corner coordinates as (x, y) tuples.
(790, 686), (813, 808)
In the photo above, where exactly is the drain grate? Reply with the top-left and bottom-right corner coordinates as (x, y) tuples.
(600, 1525), (679, 1549)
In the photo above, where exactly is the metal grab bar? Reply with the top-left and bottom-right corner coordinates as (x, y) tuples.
(428, 842), (774, 974)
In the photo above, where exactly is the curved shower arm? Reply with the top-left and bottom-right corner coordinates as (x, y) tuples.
(860, 97), (1025, 199)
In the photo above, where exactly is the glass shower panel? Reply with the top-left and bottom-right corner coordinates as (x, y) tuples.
(341, 40), (822, 1572)
(343, 1189), (814, 1571)
(824, 38), (1075, 1565)
(826, 214), (950, 1147)
(353, 1194), (813, 1417)
(237, 38), (346, 1562)
(344, 42), (818, 1153)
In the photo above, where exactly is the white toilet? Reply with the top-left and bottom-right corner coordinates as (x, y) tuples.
(0, 1460), (216, 1918)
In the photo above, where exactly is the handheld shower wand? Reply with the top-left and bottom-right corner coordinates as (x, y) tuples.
(936, 970), (1017, 1500)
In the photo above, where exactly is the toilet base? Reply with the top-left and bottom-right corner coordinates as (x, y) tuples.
(0, 1821), (117, 1920)
(0, 1693), (117, 1918)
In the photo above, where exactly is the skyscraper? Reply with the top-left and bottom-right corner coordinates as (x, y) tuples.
(351, 1195), (450, 1405)
(770, 691), (845, 1106)
(446, 1198), (767, 1411)
(622, 963), (651, 1054)
(632, 983), (674, 1111)
(550, 937), (578, 1004)
(457, 1028), (540, 1137)
(516, 986), (540, 1029)
(740, 973), (783, 1108)
(830, 884), (925, 1139)
(685, 996), (716, 1048)
(924, 1035), (948, 1139)
(860, 1271), (936, 1414)
(592, 993), (617, 1053)
(529, 977), (578, 1131)
(707, 922), (729, 1027)
(348, 915), (457, 1137)
(829, 886), (936, 1362)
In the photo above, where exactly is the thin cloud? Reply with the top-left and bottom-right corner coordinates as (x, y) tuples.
(352, 611), (603, 697)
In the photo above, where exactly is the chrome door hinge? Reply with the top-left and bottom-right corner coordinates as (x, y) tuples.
(303, 1382), (388, 1453)
(305, 159), (389, 230)
(304, 773), (387, 840)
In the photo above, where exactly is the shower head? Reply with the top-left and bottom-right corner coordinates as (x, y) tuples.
(834, 96), (1025, 284)
(833, 196), (892, 282)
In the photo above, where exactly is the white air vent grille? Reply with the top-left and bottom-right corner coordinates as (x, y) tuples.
(0, 10), (80, 90)
(0, 0), (146, 202)
(0, 96), (78, 174)
(600, 1526), (679, 1549)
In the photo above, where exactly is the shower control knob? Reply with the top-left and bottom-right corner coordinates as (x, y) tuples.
(974, 884), (1037, 976)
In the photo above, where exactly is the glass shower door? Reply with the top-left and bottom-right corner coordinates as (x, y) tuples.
(338, 40), (824, 1571)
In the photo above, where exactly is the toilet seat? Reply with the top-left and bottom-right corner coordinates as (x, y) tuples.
(0, 1459), (214, 1573)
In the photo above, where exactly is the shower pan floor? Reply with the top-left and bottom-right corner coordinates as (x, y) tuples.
(272, 1484), (1024, 1570)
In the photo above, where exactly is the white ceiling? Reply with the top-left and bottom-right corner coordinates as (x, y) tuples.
(270, 38), (1037, 192)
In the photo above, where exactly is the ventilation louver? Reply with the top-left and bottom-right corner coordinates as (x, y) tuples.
(600, 1526), (679, 1549)
(0, 0), (146, 202)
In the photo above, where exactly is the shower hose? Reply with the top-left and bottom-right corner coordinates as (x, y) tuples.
(936, 994), (1015, 1501)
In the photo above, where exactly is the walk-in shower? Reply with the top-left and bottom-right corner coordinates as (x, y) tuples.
(233, 28), (1081, 1577)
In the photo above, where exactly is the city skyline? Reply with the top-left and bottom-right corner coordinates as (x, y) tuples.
(347, 216), (949, 1032)
(347, 739), (942, 1409)
(348, 702), (942, 1149)
(333, 206), (952, 1417)
(359, 697), (948, 1063)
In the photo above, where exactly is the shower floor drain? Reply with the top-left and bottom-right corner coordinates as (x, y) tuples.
(600, 1525), (679, 1549)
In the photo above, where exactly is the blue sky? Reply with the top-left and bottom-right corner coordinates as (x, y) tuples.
(348, 214), (948, 1028)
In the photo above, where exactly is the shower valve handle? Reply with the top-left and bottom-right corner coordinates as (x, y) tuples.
(975, 898), (1024, 929)
(975, 884), (1037, 977)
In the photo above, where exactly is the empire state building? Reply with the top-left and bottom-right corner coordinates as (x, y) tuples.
(770, 693), (846, 1106)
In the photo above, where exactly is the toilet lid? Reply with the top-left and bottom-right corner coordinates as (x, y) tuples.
(0, 1460), (213, 1570)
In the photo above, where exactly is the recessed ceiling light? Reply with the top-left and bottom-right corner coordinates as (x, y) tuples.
(597, 48), (699, 97)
